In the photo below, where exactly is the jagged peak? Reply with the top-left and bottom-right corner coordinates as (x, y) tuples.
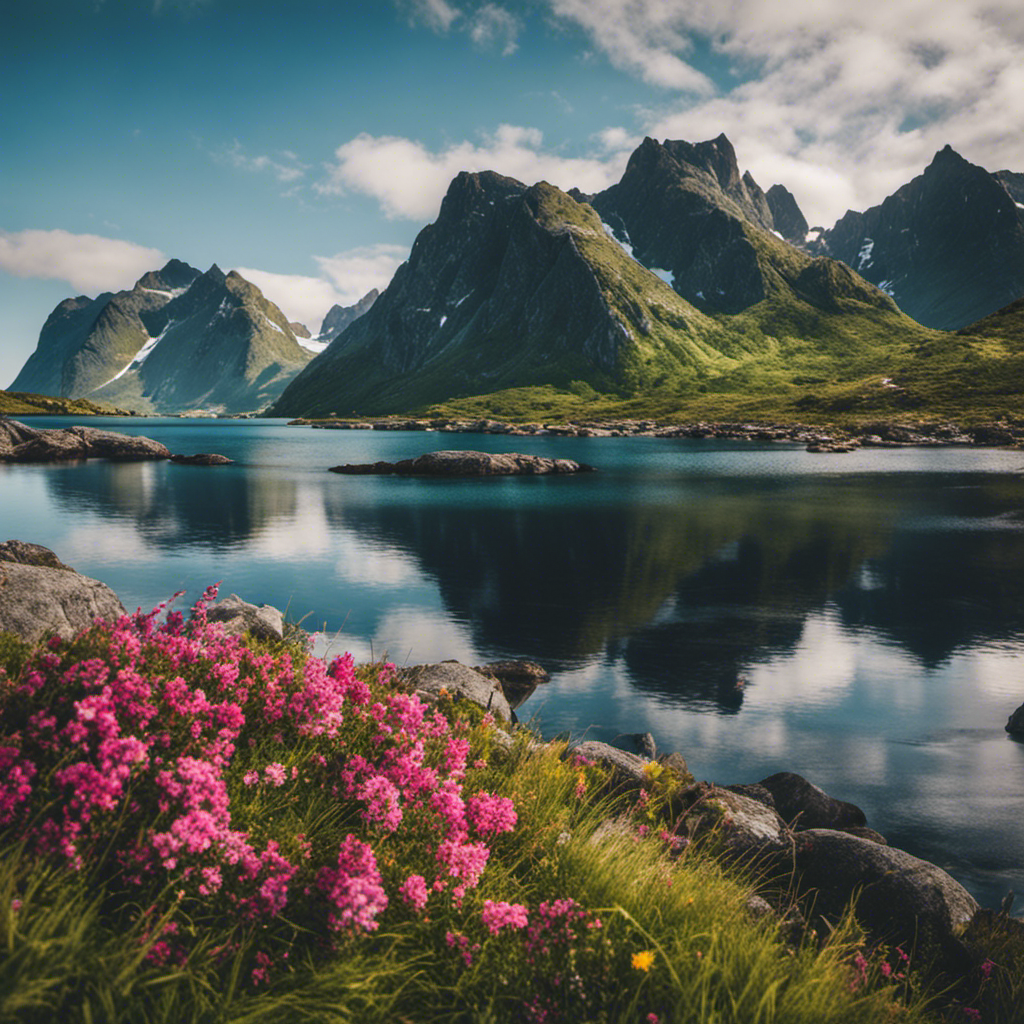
(927, 144), (971, 172)
(204, 263), (226, 282)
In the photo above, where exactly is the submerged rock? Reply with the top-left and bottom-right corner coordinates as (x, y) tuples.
(170, 453), (234, 465)
(0, 541), (126, 642)
(329, 450), (594, 476)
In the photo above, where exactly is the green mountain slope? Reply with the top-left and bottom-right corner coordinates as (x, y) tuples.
(271, 152), (936, 420)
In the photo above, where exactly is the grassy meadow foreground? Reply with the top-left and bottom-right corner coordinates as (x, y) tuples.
(0, 590), (1020, 1023)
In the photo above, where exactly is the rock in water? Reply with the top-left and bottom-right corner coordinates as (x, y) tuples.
(791, 830), (978, 970)
(757, 771), (867, 829)
(0, 541), (126, 642)
(330, 450), (594, 476)
(1006, 702), (1024, 736)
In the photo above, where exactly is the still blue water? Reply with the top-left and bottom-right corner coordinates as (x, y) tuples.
(3, 416), (1024, 914)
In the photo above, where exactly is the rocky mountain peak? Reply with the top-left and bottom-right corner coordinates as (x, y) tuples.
(766, 184), (810, 242)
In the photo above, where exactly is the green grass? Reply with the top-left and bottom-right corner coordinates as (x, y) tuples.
(0, 390), (129, 417)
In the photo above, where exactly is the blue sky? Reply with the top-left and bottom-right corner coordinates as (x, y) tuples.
(4, 0), (1024, 388)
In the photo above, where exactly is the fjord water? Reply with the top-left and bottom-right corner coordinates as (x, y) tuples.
(3, 417), (1024, 913)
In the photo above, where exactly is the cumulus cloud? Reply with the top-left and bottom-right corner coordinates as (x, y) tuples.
(318, 124), (632, 221)
(469, 3), (520, 55)
(0, 229), (166, 294)
(544, 0), (1024, 225)
(235, 244), (406, 332)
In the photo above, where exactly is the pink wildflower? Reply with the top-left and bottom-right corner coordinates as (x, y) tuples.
(481, 899), (529, 935)
(316, 835), (388, 933)
(466, 792), (517, 836)
(263, 763), (287, 787)
(399, 874), (429, 911)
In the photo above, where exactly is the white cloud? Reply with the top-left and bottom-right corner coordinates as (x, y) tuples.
(221, 141), (307, 183)
(318, 124), (631, 221)
(313, 244), (408, 300)
(543, 0), (1024, 225)
(234, 244), (406, 330)
(469, 3), (520, 55)
(0, 229), (166, 294)
(397, 0), (460, 32)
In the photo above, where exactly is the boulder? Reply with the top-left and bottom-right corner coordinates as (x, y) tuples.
(0, 540), (73, 571)
(0, 421), (170, 462)
(170, 453), (234, 466)
(0, 542), (126, 643)
(396, 661), (512, 723)
(791, 830), (979, 969)
(569, 740), (650, 795)
(1006, 701), (1024, 736)
(677, 783), (792, 859)
(65, 426), (170, 460)
(329, 450), (594, 476)
(474, 659), (550, 709)
(206, 593), (285, 641)
(757, 772), (867, 830)
(0, 418), (41, 455)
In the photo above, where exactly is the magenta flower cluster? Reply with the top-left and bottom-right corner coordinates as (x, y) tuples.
(0, 585), (519, 981)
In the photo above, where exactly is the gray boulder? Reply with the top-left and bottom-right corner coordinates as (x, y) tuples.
(791, 829), (978, 968)
(569, 739), (650, 795)
(474, 659), (550, 709)
(1006, 701), (1024, 736)
(0, 419), (41, 455)
(757, 772), (867, 830)
(0, 542), (126, 643)
(396, 661), (512, 723)
(65, 426), (170, 460)
(678, 783), (792, 859)
(206, 593), (285, 641)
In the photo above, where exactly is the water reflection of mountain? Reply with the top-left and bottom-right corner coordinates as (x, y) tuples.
(328, 474), (1024, 709)
(44, 461), (298, 549)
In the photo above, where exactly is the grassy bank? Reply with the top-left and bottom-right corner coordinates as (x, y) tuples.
(0, 594), (1013, 1023)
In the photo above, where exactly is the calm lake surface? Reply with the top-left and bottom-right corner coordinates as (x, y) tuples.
(3, 416), (1024, 914)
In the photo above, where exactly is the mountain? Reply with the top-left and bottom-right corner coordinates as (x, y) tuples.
(588, 134), (894, 318)
(317, 289), (379, 343)
(271, 141), (930, 420)
(809, 147), (1024, 330)
(765, 184), (810, 244)
(13, 261), (315, 414)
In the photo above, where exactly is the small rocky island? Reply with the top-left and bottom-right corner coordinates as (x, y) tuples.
(329, 450), (595, 476)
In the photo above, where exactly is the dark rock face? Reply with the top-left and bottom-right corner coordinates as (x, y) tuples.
(757, 772), (867, 829)
(591, 134), (894, 317)
(815, 146), (1024, 329)
(678, 782), (791, 858)
(792, 829), (978, 968)
(10, 261), (314, 415)
(169, 453), (234, 466)
(396, 661), (512, 722)
(329, 450), (594, 477)
(0, 542), (126, 642)
(1006, 701), (1024, 736)
(0, 421), (170, 463)
(766, 184), (810, 243)
(317, 289), (379, 342)
(474, 659), (550, 709)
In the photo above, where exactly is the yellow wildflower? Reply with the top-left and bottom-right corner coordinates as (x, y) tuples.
(631, 950), (656, 972)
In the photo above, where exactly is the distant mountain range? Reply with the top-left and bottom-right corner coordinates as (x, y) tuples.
(12, 135), (1024, 421)
(11, 262), (323, 414)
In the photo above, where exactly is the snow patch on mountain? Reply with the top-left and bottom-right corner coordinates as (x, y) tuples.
(93, 320), (176, 391)
(857, 239), (875, 270)
(297, 336), (328, 354)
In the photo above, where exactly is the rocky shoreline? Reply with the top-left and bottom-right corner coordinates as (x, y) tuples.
(290, 416), (1024, 452)
(3, 538), (1022, 983)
